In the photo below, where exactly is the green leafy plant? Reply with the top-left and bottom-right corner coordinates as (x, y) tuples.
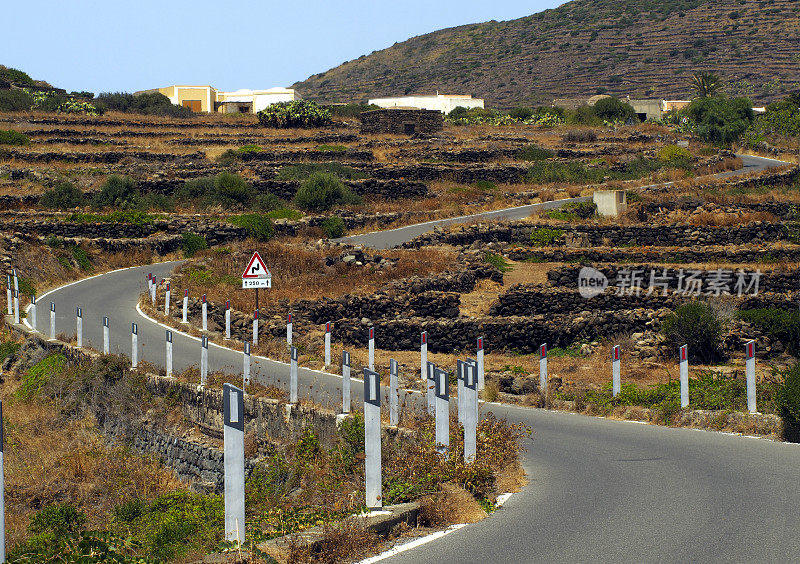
(320, 216), (346, 238)
(71, 246), (93, 271)
(40, 182), (83, 209)
(516, 145), (554, 161)
(181, 232), (208, 258)
(737, 309), (800, 355)
(17, 353), (66, 400)
(276, 162), (367, 181)
(228, 214), (275, 242)
(661, 302), (723, 363)
(93, 175), (140, 209)
(777, 363), (800, 441)
(256, 100), (332, 128)
(0, 130), (30, 145)
(485, 252), (513, 272)
(529, 227), (564, 246)
(294, 173), (361, 212)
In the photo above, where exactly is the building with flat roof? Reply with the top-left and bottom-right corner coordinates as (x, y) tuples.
(134, 85), (301, 114)
(368, 94), (484, 114)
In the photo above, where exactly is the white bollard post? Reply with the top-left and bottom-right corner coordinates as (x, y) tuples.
(102, 316), (110, 354)
(368, 326), (375, 371)
(5, 275), (11, 316)
(540, 343), (548, 395)
(76, 307), (83, 348)
(290, 346), (298, 404)
(202, 294), (207, 332)
(243, 342), (251, 391)
(150, 275), (156, 305)
(363, 368), (382, 510)
(342, 351), (351, 413)
(12, 269), (17, 298)
(464, 362), (478, 463)
(200, 335), (208, 387)
(29, 294), (36, 332)
(420, 331), (428, 383)
(426, 361), (436, 415)
(164, 282), (171, 316)
(225, 301), (231, 340)
(389, 358), (399, 427)
(612, 345), (621, 397)
(182, 290), (189, 324)
(679, 344), (689, 408)
(252, 309), (259, 346)
(434, 366), (449, 452)
(0, 399), (5, 563)
(477, 336), (485, 391)
(165, 330), (173, 377)
(12, 291), (19, 326)
(324, 322), (331, 367)
(457, 360), (465, 424)
(147, 273), (152, 297)
(49, 302), (55, 340)
(746, 340), (757, 414)
(223, 383), (245, 546)
(286, 312), (292, 346)
(131, 322), (138, 368)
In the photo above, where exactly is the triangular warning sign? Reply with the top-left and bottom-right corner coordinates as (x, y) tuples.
(242, 252), (271, 279)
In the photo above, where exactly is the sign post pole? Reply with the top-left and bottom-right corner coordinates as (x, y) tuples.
(434, 366), (449, 453)
(342, 351), (351, 413)
(363, 368), (382, 511)
(200, 335), (208, 387)
(746, 340), (757, 414)
(612, 345), (621, 397)
(290, 346), (298, 404)
(426, 361), (436, 415)
(243, 342), (251, 391)
(368, 327), (375, 371)
(324, 322), (331, 367)
(241, 251), (272, 329)
(252, 310), (259, 346)
(12, 291), (18, 326)
(131, 323), (138, 368)
(477, 337), (485, 391)
(182, 290), (188, 324)
(202, 294), (207, 332)
(225, 301), (231, 340)
(464, 363), (477, 463)
(420, 331), (428, 385)
(286, 313), (292, 347)
(76, 307), (83, 348)
(223, 383), (245, 547)
(164, 282), (170, 316)
(540, 344), (548, 396)
(49, 302), (55, 340)
(389, 358), (399, 426)
(679, 344), (689, 408)
(166, 330), (173, 377)
(457, 360), (465, 424)
(103, 316), (110, 355)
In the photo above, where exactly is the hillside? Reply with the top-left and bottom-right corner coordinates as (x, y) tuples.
(293, 0), (800, 108)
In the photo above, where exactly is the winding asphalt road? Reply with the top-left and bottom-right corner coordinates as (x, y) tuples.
(25, 153), (800, 562)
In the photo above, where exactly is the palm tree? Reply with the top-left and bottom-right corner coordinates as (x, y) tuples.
(690, 72), (722, 99)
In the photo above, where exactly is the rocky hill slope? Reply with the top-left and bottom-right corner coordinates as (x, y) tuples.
(292, 0), (800, 108)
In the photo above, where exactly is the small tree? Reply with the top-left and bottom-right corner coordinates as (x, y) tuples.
(94, 175), (140, 209)
(778, 363), (800, 441)
(690, 72), (722, 99)
(684, 97), (754, 145)
(593, 96), (638, 123)
(661, 302), (723, 363)
(294, 173), (361, 212)
(40, 182), (84, 209)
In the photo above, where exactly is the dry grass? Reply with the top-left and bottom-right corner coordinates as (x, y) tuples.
(418, 483), (487, 527)
(686, 210), (779, 227)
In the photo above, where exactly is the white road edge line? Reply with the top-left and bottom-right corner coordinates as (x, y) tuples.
(357, 524), (468, 564)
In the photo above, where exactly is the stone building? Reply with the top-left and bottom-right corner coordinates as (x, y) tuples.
(359, 109), (444, 135)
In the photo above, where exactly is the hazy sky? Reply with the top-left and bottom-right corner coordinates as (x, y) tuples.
(6, 0), (565, 94)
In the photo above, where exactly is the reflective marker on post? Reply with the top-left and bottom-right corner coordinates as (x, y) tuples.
(5, 275), (11, 316)
(540, 344), (548, 395)
(49, 302), (55, 340)
(103, 316), (110, 355)
(324, 322), (331, 367)
(434, 366), (450, 452)
(457, 360), (466, 424)
(363, 368), (382, 510)
(29, 294), (36, 332)
(420, 331), (428, 383)
(477, 337), (485, 391)
(243, 342), (251, 390)
(463, 362), (478, 463)
(342, 351), (351, 413)
(612, 345), (621, 397)
(746, 340), (757, 414)
(182, 290), (189, 324)
(200, 336), (209, 387)
(165, 330), (173, 377)
(389, 358), (399, 426)
(150, 274), (156, 305)
(131, 322), (138, 368)
(252, 310), (259, 346)
(225, 301), (231, 340)
(286, 312), (292, 346)
(679, 344), (689, 408)
(223, 383), (245, 546)
(202, 294), (207, 332)
(426, 361), (436, 415)
(164, 282), (171, 316)
(290, 346), (298, 404)
(76, 307), (83, 348)
(368, 326), (375, 371)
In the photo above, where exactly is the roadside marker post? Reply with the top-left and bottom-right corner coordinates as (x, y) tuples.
(12, 291), (18, 326)
(200, 336), (209, 387)
(243, 342), (251, 390)
(434, 366), (450, 453)
(147, 272), (152, 294)
(76, 307), (83, 348)
(5, 275), (11, 316)
(746, 340), (757, 414)
(0, 400), (6, 562)
(464, 362), (478, 463)
(131, 323), (138, 368)
(29, 295), (36, 332)
(679, 345), (689, 408)
(164, 282), (170, 316)
(477, 337), (485, 391)
(150, 275), (156, 305)
(324, 322), (331, 367)
(290, 346), (298, 404)
(252, 310), (259, 346)
(540, 344), (548, 395)
(342, 351), (351, 413)
(165, 330), (173, 377)
(426, 361), (436, 415)
(363, 368), (382, 510)
(612, 345), (621, 397)
(12, 270), (17, 298)
(420, 331), (428, 384)
(182, 290), (188, 324)
(225, 301), (231, 340)
(457, 360), (465, 424)
(223, 383), (245, 546)
(49, 302), (55, 340)
(368, 327), (375, 371)
(467, 357), (479, 415)
(103, 316), (110, 354)
(286, 312), (292, 346)
(202, 294), (207, 332)
(389, 358), (399, 426)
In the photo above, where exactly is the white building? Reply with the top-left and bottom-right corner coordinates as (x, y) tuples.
(368, 94), (484, 114)
(134, 85), (302, 114)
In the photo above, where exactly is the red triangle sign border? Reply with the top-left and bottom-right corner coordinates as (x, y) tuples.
(242, 251), (271, 279)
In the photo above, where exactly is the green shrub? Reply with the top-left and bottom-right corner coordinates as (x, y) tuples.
(71, 246), (93, 271)
(661, 302), (723, 363)
(66, 210), (154, 226)
(320, 215), (346, 238)
(181, 232), (208, 258)
(228, 214), (275, 242)
(175, 173), (255, 209)
(17, 353), (66, 400)
(94, 175), (140, 209)
(566, 105), (602, 126)
(95, 91), (192, 118)
(253, 192), (286, 212)
(777, 363), (800, 440)
(29, 503), (86, 537)
(294, 173), (361, 212)
(516, 145), (554, 161)
(737, 309), (800, 355)
(0, 129), (29, 145)
(276, 162), (367, 181)
(0, 89), (34, 111)
(593, 96), (639, 123)
(509, 107), (534, 120)
(256, 100), (332, 128)
(265, 207), (303, 220)
(526, 161), (599, 183)
(529, 227), (564, 246)
(325, 102), (379, 117)
(683, 97), (755, 145)
(317, 144), (347, 152)
(215, 172), (252, 207)
(0, 341), (20, 362)
(485, 252), (512, 272)
(0, 67), (35, 85)
(657, 145), (692, 167)
(39, 181), (83, 209)
(138, 192), (174, 212)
